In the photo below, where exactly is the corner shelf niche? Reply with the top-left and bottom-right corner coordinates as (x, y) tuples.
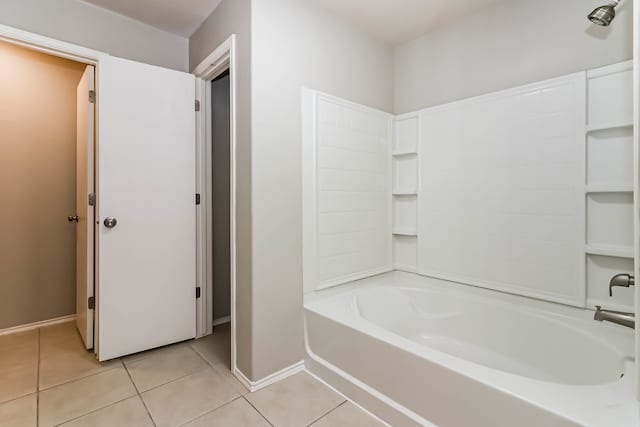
(392, 114), (419, 272)
(584, 61), (634, 310)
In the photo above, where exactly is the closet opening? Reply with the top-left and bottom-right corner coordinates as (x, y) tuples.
(193, 34), (239, 381)
(0, 40), (96, 355)
(206, 69), (232, 369)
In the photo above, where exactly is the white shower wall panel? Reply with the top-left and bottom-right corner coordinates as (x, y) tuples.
(303, 90), (393, 292)
(417, 73), (587, 306)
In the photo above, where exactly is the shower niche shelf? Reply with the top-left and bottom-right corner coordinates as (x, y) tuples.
(392, 229), (418, 237)
(585, 185), (633, 194)
(393, 234), (418, 272)
(394, 114), (419, 154)
(392, 195), (417, 235)
(586, 192), (633, 250)
(393, 156), (418, 194)
(585, 244), (633, 259)
(586, 126), (633, 188)
(392, 151), (417, 157)
(586, 120), (633, 133)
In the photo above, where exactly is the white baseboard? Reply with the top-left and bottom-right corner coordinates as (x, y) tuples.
(234, 360), (305, 393)
(213, 316), (230, 326)
(0, 314), (76, 337)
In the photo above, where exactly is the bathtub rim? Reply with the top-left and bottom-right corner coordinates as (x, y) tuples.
(304, 271), (638, 427)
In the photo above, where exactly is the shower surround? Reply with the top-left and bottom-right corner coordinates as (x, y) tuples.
(302, 61), (636, 426)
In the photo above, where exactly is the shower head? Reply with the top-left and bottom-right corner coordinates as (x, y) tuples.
(588, 1), (620, 26)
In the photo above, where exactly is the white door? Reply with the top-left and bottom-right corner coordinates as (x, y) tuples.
(97, 56), (196, 360)
(76, 65), (95, 350)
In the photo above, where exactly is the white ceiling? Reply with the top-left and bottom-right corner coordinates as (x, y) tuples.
(81, 0), (504, 44)
(315, 0), (506, 45)
(81, 0), (223, 37)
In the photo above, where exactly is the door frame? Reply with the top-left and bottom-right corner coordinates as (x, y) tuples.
(193, 35), (238, 376)
(0, 24), (103, 353)
(633, 0), (639, 400)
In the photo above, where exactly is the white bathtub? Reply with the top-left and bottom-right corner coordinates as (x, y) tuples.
(304, 271), (638, 427)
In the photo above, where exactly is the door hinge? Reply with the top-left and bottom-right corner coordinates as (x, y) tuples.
(196, 287), (201, 299)
(195, 99), (201, 112)
(88, 193), (96, 206)
(89, 90), (96, 103)
(195, 193), (201, 205)
(88, 296), (95, 310)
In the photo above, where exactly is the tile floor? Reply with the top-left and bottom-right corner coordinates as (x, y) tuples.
(0, 321), (384, 426)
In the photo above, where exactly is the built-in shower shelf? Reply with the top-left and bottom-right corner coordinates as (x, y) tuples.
(392, 151), (418, 157)
(392, 229), (417, 237)
(585, 185), (633, 194)
(585, 244), (634, 259)
(586, 120), (633, 133)
(393, 190), (418, 196)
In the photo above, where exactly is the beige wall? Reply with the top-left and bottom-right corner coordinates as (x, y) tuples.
(250, 0), (393, 380)
(0, 0), (188, 71)
(189, 0), (255, 378)
(0, 41), (85, 329)
(190, 0), (393, 381)
(393, 0), (634, 113)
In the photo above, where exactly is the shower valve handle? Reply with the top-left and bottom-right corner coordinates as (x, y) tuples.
(609, 274), (635, 296)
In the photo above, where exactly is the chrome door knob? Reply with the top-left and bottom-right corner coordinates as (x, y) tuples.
(67, 215), (79, 223)
(104, 217), (118, 228)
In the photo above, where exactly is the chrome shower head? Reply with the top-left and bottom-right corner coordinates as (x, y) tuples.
(588, 1), (620, 26)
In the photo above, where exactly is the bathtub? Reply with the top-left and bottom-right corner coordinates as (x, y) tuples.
(304, 271), (638, 427)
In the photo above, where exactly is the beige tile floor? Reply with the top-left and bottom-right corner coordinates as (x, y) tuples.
(0, 321), (385, 426)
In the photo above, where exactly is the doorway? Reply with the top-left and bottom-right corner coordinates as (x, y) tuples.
(0, 41), (96, 349)
(194, 35), (239, 380)
(2, 23), (200, 363)
(210, 69), (232, 333)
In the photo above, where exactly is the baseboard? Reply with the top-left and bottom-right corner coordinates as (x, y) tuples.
(213, 316), (230, 326)
(234, 360), (305, 393)
(0, 314), (76, 337)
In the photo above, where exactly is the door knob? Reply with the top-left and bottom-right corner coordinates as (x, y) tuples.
(68, 215), (79, 223)
(103, 217), (118, 228)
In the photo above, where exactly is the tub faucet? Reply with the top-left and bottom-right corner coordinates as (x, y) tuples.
(594, 306), (635, 329)
(593, 274), (635, 329)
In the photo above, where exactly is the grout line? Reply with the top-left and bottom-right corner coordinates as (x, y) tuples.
(306, 400), (347, 426)
(36, 328), (41, 427)
(50, 395), (135, 427)
(0, 393), (37, 406)
(188, 341), (230, 373)
(187, 332), (238, 388)
(131, 363), (212, 395)
(122, 360), (157, 427)
(176, 396), (243, 427)
(242, 396), (275, 427)
(37, 362), (122, 392)
(185, 340), (212, 364)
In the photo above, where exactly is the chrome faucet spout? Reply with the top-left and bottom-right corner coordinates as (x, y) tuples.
(594, 306), (635, 329)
